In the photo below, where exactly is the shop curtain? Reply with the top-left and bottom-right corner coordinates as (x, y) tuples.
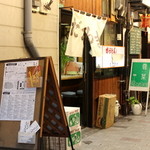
(65, 10), (107, 57)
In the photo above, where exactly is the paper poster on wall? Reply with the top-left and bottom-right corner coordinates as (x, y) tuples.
(96, 45), (125, 68)
(26, 66), (42, 88)
(0, 60), (39, 121)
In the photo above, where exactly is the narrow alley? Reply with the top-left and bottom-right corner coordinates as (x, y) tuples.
(78, 110), (150, 150)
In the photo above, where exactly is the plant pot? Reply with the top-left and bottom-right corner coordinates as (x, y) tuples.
(131, 103), (142, 115)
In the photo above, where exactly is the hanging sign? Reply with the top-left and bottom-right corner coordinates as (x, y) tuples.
(140, 14), (150, 28)
(129, 27), (141, 54)
(129, 59), (150, 91)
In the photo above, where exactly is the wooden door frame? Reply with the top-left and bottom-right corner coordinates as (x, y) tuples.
(82, 34), (94, 127)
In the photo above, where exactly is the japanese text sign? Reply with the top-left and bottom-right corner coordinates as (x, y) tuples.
(129, 59), (150, 91)
(96, 45), (125, 68)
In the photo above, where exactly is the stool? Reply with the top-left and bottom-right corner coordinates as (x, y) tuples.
(76, 90), (83, 112)
(61, 91), (77, 106)
(61, 91), (76, 97)
(76, 89), (83, 95)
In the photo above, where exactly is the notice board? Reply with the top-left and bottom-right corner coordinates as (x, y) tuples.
(129, 59), (150, 91)
(0, 57), (70, 150)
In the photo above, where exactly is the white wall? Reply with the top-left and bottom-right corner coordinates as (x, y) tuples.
(0, 0), (59, 75)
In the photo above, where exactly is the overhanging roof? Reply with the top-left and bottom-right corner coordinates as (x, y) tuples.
(129, 0), (150, 13)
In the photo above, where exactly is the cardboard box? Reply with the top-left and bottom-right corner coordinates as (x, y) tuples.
(64, 106), (80, 130)
(66, 126), (81, 150)
(96, 94), (116, 129)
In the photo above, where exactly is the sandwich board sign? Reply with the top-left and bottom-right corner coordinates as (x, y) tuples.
(129, 59), (150, 115)
(129, 59), (150, 91)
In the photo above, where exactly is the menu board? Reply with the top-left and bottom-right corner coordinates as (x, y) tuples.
(129, 27), (141, 54)
(129, 59), (150, 91)
(0, 61), (39, 121)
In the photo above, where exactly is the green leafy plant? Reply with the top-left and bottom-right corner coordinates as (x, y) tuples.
(126, 96), (140, 105)
(60, 41), (74, 73)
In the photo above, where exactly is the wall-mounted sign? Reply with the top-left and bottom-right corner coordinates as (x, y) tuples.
(129, 27), (141, 54)
(96, 45), (125, 68)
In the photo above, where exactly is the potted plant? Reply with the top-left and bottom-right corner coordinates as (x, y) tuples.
(126, 96), (142, 115)
(60, 41), (74, 74)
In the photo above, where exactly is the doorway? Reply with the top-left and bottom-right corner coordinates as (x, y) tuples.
(59, 8), (93, 127)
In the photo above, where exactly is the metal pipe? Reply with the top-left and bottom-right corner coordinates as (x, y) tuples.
(24, 0), (39, 58)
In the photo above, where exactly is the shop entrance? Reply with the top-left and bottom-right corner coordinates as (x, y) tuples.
(59, 9), (92, 127)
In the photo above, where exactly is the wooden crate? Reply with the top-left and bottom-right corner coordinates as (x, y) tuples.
(96, 94), (116, 129)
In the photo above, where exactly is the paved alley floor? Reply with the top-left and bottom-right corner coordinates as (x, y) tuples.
(77, 110), (150, 150)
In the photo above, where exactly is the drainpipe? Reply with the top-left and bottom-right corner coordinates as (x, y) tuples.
(23, 0), (40, 58)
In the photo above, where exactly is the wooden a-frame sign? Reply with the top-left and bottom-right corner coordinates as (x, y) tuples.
(0, 57), (74, 150)
(40, 57), (70, 137)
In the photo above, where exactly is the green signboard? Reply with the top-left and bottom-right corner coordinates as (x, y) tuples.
(129, 59), (150, 91)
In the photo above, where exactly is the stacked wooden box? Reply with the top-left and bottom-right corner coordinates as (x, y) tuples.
(96, 94), (116, 129)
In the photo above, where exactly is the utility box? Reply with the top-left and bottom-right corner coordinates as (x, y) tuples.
(96, 94), (116, 129)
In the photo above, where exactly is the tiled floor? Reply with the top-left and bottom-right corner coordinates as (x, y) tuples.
(77, 110), (150, 150)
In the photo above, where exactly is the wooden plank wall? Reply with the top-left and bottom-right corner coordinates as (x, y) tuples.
(92, 76), (121, 126)
(64, 0), (102, 16)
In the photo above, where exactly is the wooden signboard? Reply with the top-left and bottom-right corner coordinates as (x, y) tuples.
(0, 57), (72, 150)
